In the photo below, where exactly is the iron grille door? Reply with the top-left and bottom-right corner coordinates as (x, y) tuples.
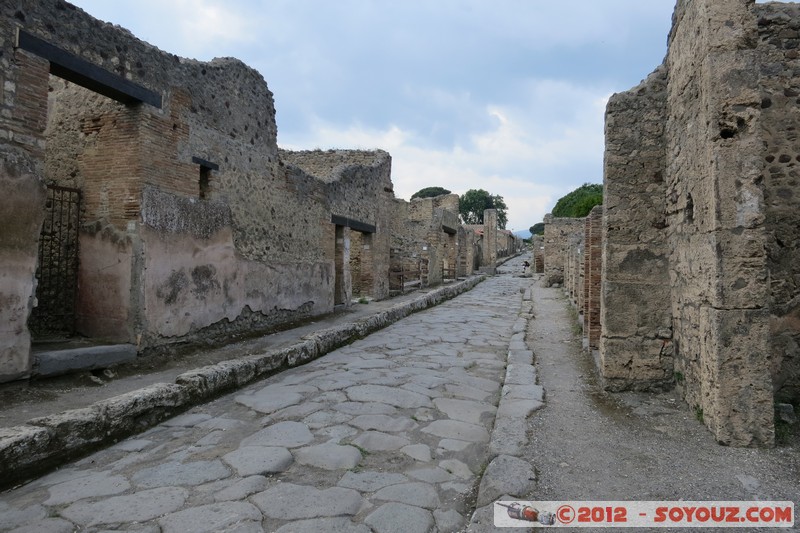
(29, 185), (81, 337)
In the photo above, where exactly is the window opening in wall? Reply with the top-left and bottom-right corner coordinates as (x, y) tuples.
(192, 156), (219, 200)
(199, 166), (210, 199)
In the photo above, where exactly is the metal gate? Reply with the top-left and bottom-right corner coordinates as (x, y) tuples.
(29, 185), (81, 337)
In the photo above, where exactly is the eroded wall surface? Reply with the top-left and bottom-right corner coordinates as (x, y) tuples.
(666, 0), (773, 446)
(601, 67), (673, 392)
(0, 163), (46, 380)
(0, 1), (400, 376)
(598, 0), (791, 446)
(0, 8), (49, 379)
(482, 209), (498, 274)
(280, 149), (394, 302)
(389, 193), (462, 288)
(543, 215), (584, 286)
(755, 2), (800, 405)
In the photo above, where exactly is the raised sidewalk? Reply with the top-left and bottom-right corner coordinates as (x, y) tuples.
(0, 275), (489, 489)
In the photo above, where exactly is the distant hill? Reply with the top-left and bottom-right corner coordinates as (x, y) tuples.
(513, 230), (531, 239)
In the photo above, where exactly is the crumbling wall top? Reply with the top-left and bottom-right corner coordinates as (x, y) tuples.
(3, 0), (278, 153)
(279, 149), (391, 184)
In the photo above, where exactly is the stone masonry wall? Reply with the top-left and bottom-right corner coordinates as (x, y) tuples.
(532, 235), (544, 273)
(0, 22), (50, 379)
(388, 193), (461, 289)
(280, 149), (394, 301)
(564, 229), (584, 307)
(600, 66), (673, 392)
(753, 2), (800, 405)
(482, 209), (498, 274)
(666, 0), (773, 446)
(543, 215), (584, 287)
(0, 1), (401, 374)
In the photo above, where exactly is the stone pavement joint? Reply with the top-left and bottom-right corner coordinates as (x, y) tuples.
(469, 289), (544, 532)
(0, 275), (484, 489)
(0, 255), (545, 533)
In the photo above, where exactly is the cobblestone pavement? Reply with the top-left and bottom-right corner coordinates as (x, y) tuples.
(0, 257), (537, 532)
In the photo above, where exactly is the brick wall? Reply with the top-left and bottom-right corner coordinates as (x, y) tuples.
(586, 206), (602, 349)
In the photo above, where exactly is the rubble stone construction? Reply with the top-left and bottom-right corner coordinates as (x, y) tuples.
(549, 0), (800, 447)
(0, 1), (515, 384)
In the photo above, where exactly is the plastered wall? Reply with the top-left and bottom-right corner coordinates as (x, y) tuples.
(0, 0), (399, 378)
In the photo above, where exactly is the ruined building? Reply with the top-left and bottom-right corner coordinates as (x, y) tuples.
(390, 194), (469, 290)
(549, 0), (800, 447)
(0, 1), (514, 384)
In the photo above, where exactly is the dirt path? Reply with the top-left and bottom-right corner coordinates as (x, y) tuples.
(525, 285), (799, 532)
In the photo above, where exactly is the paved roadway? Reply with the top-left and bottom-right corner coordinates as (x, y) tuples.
(0, 257), (536, 533)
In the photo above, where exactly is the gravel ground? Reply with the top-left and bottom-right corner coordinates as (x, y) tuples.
(525, 284), (799, 532)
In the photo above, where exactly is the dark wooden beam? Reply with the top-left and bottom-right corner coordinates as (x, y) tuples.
(191, 156), (219, 171)
(442, 224), (458, 235)
(16, 29), (162, 108)
(331, 215), (376, 234)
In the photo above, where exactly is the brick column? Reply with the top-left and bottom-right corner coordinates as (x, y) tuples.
(587, 206), (603, 349)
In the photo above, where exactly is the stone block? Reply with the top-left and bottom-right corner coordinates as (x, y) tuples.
(33, 344), (137, 378)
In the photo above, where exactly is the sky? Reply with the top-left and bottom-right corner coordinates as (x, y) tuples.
(69, 0), (677, 234)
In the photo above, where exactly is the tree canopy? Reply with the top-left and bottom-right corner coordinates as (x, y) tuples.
(458, 189), (508, 229)
(551, 183), (603, 218)
(411, 186), (452, 199)
(529, 222), (545, 235)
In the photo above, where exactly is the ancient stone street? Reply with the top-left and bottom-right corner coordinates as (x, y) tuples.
(0, 258), (539, 533)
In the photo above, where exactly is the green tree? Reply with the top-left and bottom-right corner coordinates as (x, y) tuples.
(411, 186), (452, 199)
(529, 222), (545, 235)
(458, 189), (508, 229)
(551, 183), (603, 218)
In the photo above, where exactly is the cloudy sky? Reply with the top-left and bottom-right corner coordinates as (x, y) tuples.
(70, 0), (676, 234)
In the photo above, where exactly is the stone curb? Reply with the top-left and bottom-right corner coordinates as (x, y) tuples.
(468, 282), (542, 531)
(0, 275), (485, 490)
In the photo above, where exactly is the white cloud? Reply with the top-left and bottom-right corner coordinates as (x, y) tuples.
(172, 0), (260, 55)
(281, 80), (610, 232)
(71, 0), (262, 60)
(69, 0), (666, 231)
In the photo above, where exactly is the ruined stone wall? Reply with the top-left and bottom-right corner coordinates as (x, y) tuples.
(0, 11), (50, 379)
(543, 215), (584, 286)
(564, 229), (584, 307)
(482, 209), (498, 274)
(753, 2), (800, 405)
(280, 149), (394, 300)
(600, 67), (673, 392)
(456, 226), (475, 277)
(389, 193), (461, 288)
(0, 1), (401, 372)
(665, 0), (773, 446)
(532, 235), (544, 273)
(441, 210), (459, 279)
